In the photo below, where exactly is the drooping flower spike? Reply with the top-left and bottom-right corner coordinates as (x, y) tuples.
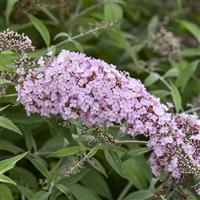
(16, 50), (200, 195)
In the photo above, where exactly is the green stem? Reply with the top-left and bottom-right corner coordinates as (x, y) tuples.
(55, 21), (115, 49)
(117, 182), (132, 200)
(115, 140), (147, 145)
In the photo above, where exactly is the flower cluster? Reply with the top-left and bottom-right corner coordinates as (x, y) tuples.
(149, 113), (200, 179)
(16, 50), (167, 129)
(16, 50), (200, 195)
(0, 29), (35, 52)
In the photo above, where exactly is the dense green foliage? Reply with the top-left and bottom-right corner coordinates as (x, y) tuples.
(0, 0), (200, 199)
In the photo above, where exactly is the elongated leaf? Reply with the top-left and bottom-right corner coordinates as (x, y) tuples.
(122, 158), (148, 189)
(0, 152), (27, 174)
(0, 139), (23, 154)
(50, 146), (84, 157)
(0, 174), (16, 185)
(0, 184), (14, 200)
(99, 144), (126, 153)
(28, 156), (49, 178)
(0, 57), (14, 72)
(20, 126), (36, 151)
(179, 20), (200, 42)
(176, 60), (199, 90)
(26, 13), (50, 46)
(148, 15), (159, 34)
(182, 48), (200, 57)
(10, 167), (38, 189)
(0, 116), (22, 135)
(184, 189), (198, 200)
(88, 158), (107, 177)
(6, 0), (18, 25)
(30, 191), (48, 200)
(54, 32), (70, 40)
(144, 72), (160, 87)
(151, 89), (170, 99)
(68, 183), (101, 200)
(39, 133), (64, 153)
(123, 189), (154, 200)
(70, 40), (83, 52)
(127, 147), (150, 157)
(81, 170), (112, 199)
(164, 68), (179, 78)
(170, 83), (182, 112)
(104, 151), (123, 176)
(0, 105), (10, 112)
(56, 184), (70, 196)
(17, 186), (34, 199)
(104, 3), (123, 20)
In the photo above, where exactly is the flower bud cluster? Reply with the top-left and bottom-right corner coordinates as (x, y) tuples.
(0, 29), (35, 52)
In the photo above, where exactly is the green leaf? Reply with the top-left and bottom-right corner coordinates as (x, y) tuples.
(164, 68), (179, 78)
(148, 15), (159, 34)
(122, 158), (148, 189)
(99, 144), (126, 153)
(0, 139), (23, 154)
(104, 151), (123, 176)
(56, 184), (70, 196)
(0, 116), (22, 135)
(176, 60), (199, 90)
(10, 167), (38, 189)
(0, 105), (10, 112)
(81, 170), (112, 199)
(151, 89), (170, 99)
(6, 0), (18, 25)
(127, 147), (150, 157)
(28, 156), (49, 178)
(0, 174), (16, 185)
(50, 146), (84, 157)
(2, 112), (44, 124)
(182, 48), (200, 57)
(20, 126), (36, 151)
(39, 133), (64, 153)
(17, 186), (34, 199)
(0, 152), (27, 174)
(144, 72), (160, 87)
(179, 20), (200, 42)
(0, 184), (14, 200)
(54, 32), (70, 40)
(88, 158), (107, 177)
(0, 56), (14, 72)
(104, 3), (123, 20)
(70, 40), (83, 52)
(26, 13), (50, 46)
(184, 189), (198, 200)
(106, 30), (138, 63)
(170, 82), (182, 112)
(68, 183), (101, 200)
(30, 191), (48, 200)
(123, 189), (154, 200)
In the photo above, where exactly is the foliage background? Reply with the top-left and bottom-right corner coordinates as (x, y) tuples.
(0, 0), (200, 199)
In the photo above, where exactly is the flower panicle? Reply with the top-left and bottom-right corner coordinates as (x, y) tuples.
(16, 50), (200, 195)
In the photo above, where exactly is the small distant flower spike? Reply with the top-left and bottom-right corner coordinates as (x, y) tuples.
(148, 25), (181, 59)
